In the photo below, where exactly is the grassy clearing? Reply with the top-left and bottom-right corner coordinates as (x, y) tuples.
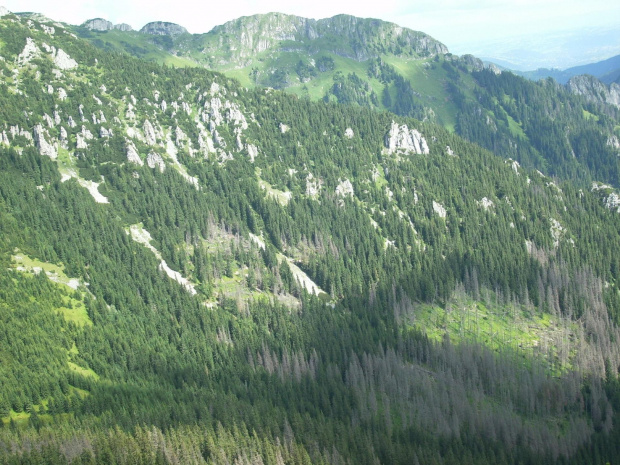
(68, 361), (99, 380)
(256, 168), (292, 205)
(408, 289), (577, 371)
(382, 56), (458, 130)
(506, 113), (527, 139)
(11, 251), (92, 326)
(582, 109), (599, 122)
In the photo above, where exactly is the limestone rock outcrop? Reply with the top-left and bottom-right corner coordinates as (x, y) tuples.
(82, 18), (113, 31)
(82, 18), (134, 32)
(33, 124), (57, 159)
(385, 121), (429, 155)
(567, 75), (620, 108)
(140, 21), (188, 36)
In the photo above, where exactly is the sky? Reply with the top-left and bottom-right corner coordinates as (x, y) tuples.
(3, 0), (620, 68)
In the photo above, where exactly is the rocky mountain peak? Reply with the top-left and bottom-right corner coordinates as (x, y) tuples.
(0, 5), (10, 17)
(140, 21), (188, 36)
(83, 18), (135, 32)
(114, 23), (133, 32)
(207, 12), (447, 65)
(82, 18), (113, 31)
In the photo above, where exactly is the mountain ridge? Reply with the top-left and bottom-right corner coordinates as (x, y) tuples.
(516, 54), (620, 85)
(1, 9), (620, 464)
(71, 11), (620, 192)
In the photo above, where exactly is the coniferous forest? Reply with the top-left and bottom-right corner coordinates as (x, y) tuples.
(1, 10), (620, 464)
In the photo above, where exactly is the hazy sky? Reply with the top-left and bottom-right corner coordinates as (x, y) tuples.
(3, 0), (620, 58)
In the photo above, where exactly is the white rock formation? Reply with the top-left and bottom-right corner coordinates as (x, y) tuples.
(125, 103), (136, 120)
(33, 124), (57, 159)
(279, 254), (325, 296)
(385, 121), (429, 154)
(568, 75), (620, 108)
(81, 125), (94, 140)
(591, 182), (613, 192)
(549, 218), (565, 248)
(143, 119), (157, 145)
(247, 144), (258, 162)
(126, 140), (143, 165)
(79, 179), (109, 204)
(249, 233), (266, 250)
(605, 193), (620, 213)
(128, 224), (196, 295)
(147, 152), (165, 172)
(344, 128), (354, 139)
(510, 159), (520, 174)
(114, 23), (133, 32)
(212, 129), (226, 147)
(477, 197), (494, 210)
(53, 48), (77, 70)
(174, 126), (187, 147)
(306, 172), (321, 198)
(76, 134), (88, 149)
(159, 261), (197, 295)
(57, 88), (67, 101)
(335, 179), (354, 197)
(17, 37), (40, 66)
(432, 201), (446, 218)
(59, 126), (68, 148)
(43, 113), (55, 128)
(83, 18), (114, 31)
(279, 123), (290, 134)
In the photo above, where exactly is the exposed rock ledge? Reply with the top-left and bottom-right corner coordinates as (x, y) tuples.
(385, 121), (429, 155)
(140, 21), (188, 36)
(82, 18), (134, 32)
(567, 75), (620, 108)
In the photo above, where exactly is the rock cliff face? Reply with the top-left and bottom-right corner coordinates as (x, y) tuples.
(83, 18), (134, 32)
(114, 23), (133, 32)
(83, 18), (113, 31)
(0, 6), (10, 17)
(140, 21), (188, 36)
(384, 121), (429, 155)
(567, 75), (620, 108)
(206, 13), (448, 63)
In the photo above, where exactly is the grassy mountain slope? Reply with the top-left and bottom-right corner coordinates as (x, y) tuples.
(1, 10), (620, 464)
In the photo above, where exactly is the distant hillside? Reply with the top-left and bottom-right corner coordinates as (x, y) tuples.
(518, 54), (620, 85)
(456, 26), (620, 71)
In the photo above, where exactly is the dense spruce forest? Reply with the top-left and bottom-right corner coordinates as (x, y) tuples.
(1, 10), (620, 464)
